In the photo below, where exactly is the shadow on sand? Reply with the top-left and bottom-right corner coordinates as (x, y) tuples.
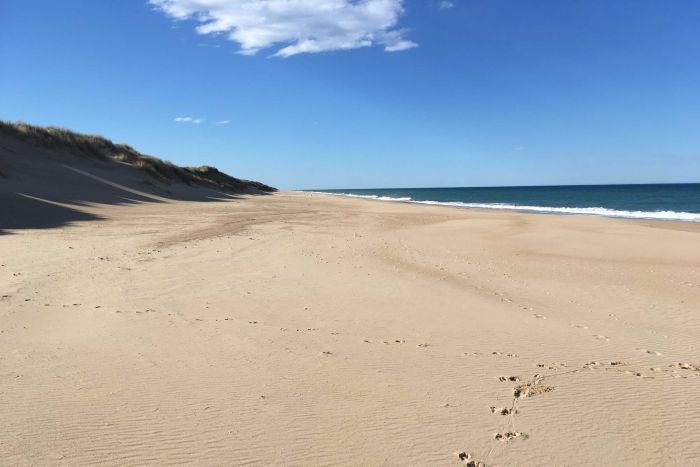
(0, 156), (271, 235)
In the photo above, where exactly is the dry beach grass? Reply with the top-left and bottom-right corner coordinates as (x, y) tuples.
(0, 121), (275, 195)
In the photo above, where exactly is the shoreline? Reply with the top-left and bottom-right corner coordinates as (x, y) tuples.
(300, 188), (700, 223)
(300, 190), (700, 231)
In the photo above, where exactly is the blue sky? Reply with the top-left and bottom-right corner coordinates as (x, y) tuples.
(1, 0), (699, 189)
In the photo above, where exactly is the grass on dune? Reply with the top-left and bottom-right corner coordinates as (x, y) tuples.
(0, 120), (276, 193)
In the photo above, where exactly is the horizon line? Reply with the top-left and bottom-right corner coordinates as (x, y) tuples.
(302, 181), (700, 191)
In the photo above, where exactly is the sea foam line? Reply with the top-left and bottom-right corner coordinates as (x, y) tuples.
(304, 191), (700, 222)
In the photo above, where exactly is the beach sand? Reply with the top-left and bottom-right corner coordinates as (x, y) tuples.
(1, 190), (699, 465)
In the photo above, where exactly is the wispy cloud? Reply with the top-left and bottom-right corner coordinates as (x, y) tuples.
(174, 116), (202, 123)
(439, 1), (455, 9)
(150, 0), (417, 57)
(174, 117), (232, 125)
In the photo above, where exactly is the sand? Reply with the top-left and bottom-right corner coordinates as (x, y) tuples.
(2, 186), (700, 465)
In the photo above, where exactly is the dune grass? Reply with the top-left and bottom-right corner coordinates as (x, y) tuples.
(0, 121), (276, 193)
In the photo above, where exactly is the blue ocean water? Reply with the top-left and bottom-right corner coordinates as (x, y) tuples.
(307, 184), (700, 221)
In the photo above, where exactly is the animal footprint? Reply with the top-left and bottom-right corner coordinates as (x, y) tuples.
(533, 314), (546, 319)
(536, 363), (567, 370)
(638, 348), (663, 356)
(490, 406), (516, 415)
(671, 363), (700, 371)
(495, 431), (528, 441)
(498, 376), (520, 382)
(513, 383), (553, 398)
(490, 351), (518, 357)
(593, 334), (610, 341)
(457, 451), (484, 466)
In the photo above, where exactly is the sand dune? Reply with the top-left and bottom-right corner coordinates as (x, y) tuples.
(1, 163), (700, 464)
(0, 122), (274, 233)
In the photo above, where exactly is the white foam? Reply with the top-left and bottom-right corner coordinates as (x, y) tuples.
(318, 192), (411, 202)
(303, 191), (700, 222)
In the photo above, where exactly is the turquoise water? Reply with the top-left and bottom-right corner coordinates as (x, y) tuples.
(307, 184), (700, 221)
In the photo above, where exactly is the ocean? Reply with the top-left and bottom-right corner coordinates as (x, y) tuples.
(306, 184), (700, 222)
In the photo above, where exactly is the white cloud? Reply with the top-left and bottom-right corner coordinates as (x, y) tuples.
(439, 0), (455, 9)
(174, 116), (202, 123)
(150, 0), (417, 57)
(215, 119), (231, 124)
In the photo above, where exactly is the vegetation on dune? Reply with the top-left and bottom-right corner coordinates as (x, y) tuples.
(0, 121), (276, 193)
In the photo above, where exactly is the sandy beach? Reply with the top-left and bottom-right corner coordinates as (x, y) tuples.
(1, 190), (699, 465)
